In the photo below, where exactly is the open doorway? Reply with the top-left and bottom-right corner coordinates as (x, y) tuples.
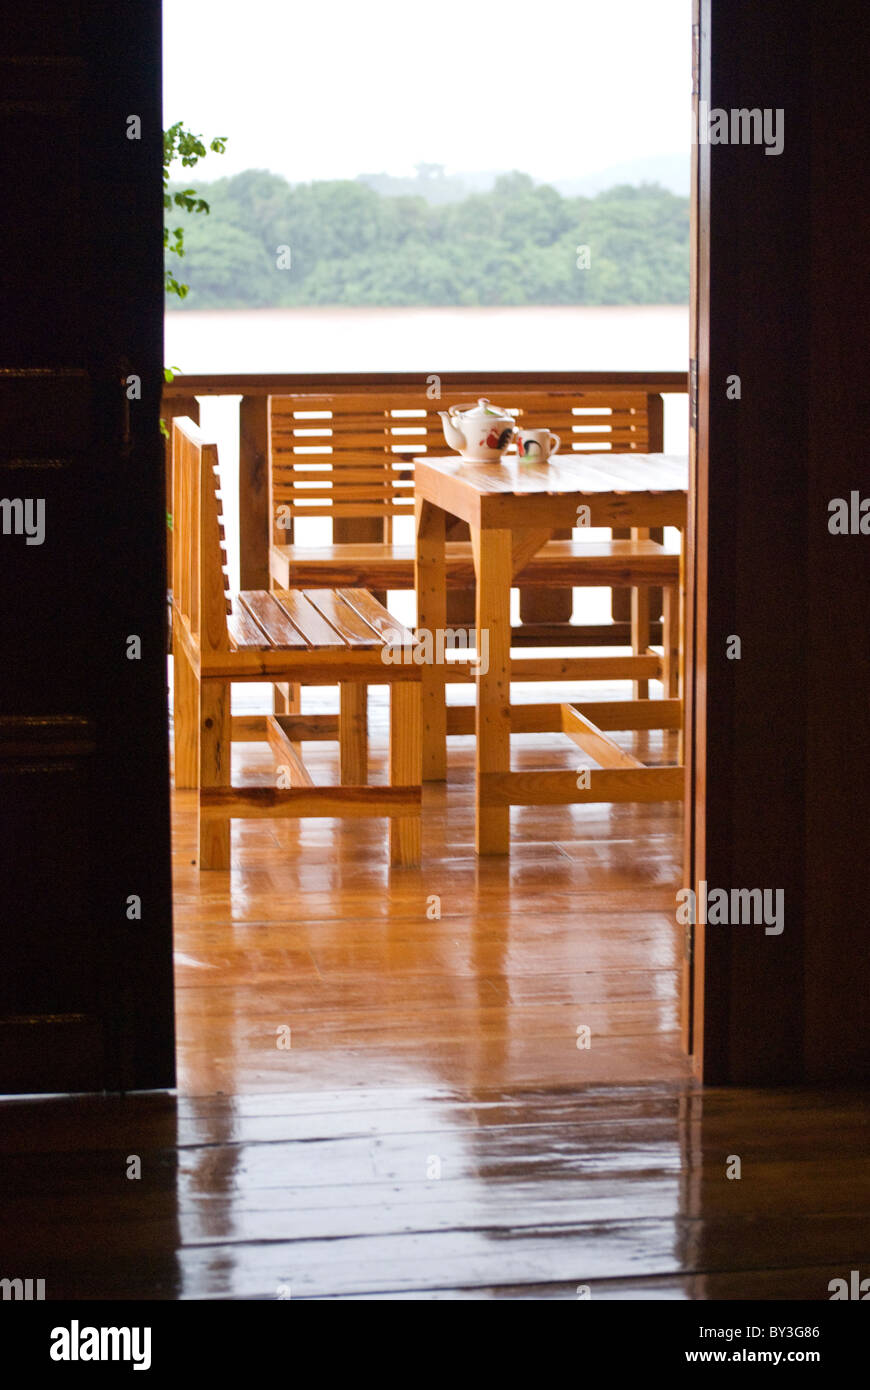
(162, 0), (694, 1098)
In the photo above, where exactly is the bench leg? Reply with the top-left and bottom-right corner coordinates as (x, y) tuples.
(274, 681), (298, 716)
(631, 528), (651, 699)
(662, 584), (680, 698)
(274, 681), (302, 759)
(199, 679), (231, 869)
(173, 637), (199, 789)
(340, 682), (368, 785)
(631, 587), (651, 698)
(416, 498), (447, 780)
(390, 680), (421, 866)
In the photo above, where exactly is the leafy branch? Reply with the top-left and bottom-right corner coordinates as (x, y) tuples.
(161, 123), (227, 439)
(163, 121), (227, 299)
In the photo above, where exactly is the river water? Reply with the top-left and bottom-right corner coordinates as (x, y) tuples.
(165, 303), (689, 375)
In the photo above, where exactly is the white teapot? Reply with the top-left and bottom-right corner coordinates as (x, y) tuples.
(438, 398), (516, 462)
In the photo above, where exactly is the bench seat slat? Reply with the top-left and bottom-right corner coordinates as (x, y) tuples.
(270, 589), (349, 647)
(227, 604), (272, 650)
(238, 591), (308, 647)
(338, 588), (416, 648)
(302, 589), (387, 648)
(232, 586), (414, 653)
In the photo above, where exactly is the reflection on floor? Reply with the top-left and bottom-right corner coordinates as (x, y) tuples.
(3, 692), (867, 1298)
(2, 1084), (869, 1298)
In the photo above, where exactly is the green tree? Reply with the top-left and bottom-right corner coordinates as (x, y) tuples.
(171, 220), (277, 309)
(164, 168), (690, 310)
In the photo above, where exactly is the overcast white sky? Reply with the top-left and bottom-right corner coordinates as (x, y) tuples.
(163, 0), (691, 184)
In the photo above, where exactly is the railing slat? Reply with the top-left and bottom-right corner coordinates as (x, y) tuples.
(239, 395), (269, 591)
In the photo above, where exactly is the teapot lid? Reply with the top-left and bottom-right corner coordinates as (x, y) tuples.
(452, 397), (511, 419)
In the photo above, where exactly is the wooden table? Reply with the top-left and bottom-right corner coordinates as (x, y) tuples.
(414, 453), (689, 854)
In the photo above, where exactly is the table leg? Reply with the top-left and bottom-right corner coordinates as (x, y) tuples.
(475, 526), (512, 855)
(415, 498), (447, 780)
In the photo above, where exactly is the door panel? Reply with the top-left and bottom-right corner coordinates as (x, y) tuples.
(0, 2), (174, 1092)
(689, 0), (870, 1083)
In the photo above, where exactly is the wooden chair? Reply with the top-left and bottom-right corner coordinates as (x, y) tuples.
(170, 417), (421, 869)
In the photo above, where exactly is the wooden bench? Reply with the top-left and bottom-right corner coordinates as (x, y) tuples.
(171, 417), (421, 870)
(271, 537), (679, 591)
(267, 380), (674, 655)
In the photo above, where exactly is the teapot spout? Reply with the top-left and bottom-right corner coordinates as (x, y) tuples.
(439, 409), (466, 453)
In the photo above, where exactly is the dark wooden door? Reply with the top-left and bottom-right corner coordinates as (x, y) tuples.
(688, 0), (870, 1082)
(0, 2), (174, 1091)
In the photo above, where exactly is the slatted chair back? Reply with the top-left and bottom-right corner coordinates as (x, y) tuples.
(268, 384), (655, 545)
(171, 416), (232, 654)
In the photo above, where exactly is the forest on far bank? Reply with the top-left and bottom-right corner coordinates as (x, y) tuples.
(166, 169), (689, 310)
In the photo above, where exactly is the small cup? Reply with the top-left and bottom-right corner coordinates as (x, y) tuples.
(517, 428), (561, 460)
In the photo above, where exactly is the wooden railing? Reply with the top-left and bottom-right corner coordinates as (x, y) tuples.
(163, 371), (687, 636)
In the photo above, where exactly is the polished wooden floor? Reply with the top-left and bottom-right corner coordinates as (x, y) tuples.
(2, 687), (868, 1299)
(173, 685), (688, 1095)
